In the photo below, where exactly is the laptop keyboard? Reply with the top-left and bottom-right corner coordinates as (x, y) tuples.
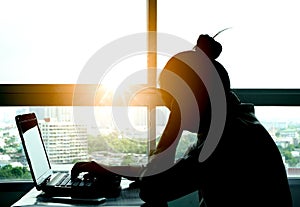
(56, 174), (72, 187)
(72, 177), (93, 187)
(53, 173), (94, 188)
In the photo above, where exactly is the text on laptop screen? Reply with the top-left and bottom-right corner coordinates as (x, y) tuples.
(23, 126), (51, 180)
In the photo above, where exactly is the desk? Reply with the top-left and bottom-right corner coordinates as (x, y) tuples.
(11, 180), (145, 207)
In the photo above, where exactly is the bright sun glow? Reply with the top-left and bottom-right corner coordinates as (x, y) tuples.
(100, 55), (148, 91)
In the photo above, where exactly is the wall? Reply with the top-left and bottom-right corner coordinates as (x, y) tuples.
(0, 182), (33, 207)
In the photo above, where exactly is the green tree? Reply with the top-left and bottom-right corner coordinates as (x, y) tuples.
(121, 154), (134, 165)
(0, 165), (31, 180)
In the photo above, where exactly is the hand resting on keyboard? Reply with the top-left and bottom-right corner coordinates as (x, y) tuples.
(72, 161), (115, 179)
(71, 161), (122, 198)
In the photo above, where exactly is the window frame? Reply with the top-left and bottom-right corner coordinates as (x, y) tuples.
(2, 0), (300, 188)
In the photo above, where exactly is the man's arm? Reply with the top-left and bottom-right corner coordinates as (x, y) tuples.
(150, 104), (182, 165)
(71, 161), (144, 181)
(139, 155), (200, 204)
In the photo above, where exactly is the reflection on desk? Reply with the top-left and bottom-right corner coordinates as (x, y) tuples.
(11, 179), (144, 207)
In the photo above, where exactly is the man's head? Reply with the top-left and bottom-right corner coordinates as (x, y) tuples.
(196, 34), (222, 59)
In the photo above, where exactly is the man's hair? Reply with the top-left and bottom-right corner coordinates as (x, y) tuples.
(196, 34), (222, 59)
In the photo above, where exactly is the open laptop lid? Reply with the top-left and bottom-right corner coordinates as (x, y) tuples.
(15, 113), (53, 190)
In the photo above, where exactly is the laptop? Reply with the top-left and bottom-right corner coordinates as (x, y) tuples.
(15, 113), (108, 203)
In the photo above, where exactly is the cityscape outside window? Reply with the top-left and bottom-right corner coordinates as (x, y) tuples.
(0, 106), (300, 180)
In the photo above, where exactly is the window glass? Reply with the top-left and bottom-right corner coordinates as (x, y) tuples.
(255, 106), (300, 177)
(2, 106), (300, 179)
(0, 106), (148, 180)
(158, 0), (300, 88)
(154, 106), (300, 177)
(155, 107), (198, 161)
(0, 0), (146, 84)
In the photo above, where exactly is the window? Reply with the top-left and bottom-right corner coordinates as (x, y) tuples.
(0, 106), (149, 180)
(157, 0), (300, 177)
(0, 0), (146, 84)
(158, 0), (300, 88)
(255, 106), (300, 176)
(0, 0), (148, 180)
(1, 0), (300, 181)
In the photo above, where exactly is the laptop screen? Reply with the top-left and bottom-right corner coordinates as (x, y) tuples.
(16, 113), (52, 187)
(23, 125), (51, 180)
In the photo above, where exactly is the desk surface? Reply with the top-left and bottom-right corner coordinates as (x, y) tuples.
(11, 180), (144, 207)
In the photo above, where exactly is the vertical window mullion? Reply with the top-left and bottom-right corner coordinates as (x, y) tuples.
(147, 0), (157, 156)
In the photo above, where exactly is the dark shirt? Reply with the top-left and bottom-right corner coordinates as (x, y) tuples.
(139, 93), (293, 207)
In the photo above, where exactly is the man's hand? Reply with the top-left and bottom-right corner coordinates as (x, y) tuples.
(71, 161), (114, 180)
